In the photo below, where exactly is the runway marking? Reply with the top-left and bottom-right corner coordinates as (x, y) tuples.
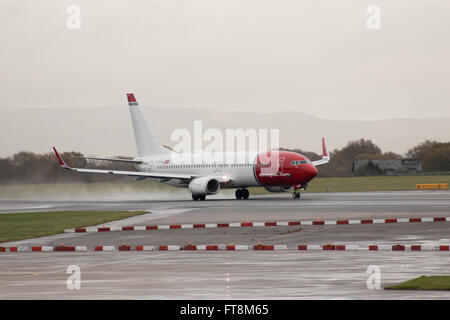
(2, 243), (449, 252)
(63, 216), (450, 233)
(87, 208), (196, 229)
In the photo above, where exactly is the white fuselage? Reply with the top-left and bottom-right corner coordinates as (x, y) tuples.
(135, 151), (261, 188)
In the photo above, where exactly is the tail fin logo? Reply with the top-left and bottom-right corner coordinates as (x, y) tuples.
(127, 93), (138, 106)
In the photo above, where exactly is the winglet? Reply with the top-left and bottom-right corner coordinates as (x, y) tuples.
(312, 138), (330, 167)
(126, 93), (138, 106)
(52, 147), (70, 169)
(322, 137), (328, 158)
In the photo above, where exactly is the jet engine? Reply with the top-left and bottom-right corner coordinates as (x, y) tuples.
(189, 177), (220, 195)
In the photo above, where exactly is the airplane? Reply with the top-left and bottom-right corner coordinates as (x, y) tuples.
(52, 93), (330, 200)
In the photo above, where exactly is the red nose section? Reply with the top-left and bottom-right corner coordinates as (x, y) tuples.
(308, 165), (318, 180)
(254, 151), (318, 186)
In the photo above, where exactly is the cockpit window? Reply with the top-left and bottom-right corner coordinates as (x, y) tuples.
(291, 159), (311, 166)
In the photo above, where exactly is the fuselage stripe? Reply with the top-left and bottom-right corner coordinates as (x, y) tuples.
(252, 152), (262, 185)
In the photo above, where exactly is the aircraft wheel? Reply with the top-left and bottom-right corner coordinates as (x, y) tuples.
(199, 195), (206, 201)
(235, 189), (243, 200)
(292, 192), (300, 199)
(192, 194), (199, 201)
(242, 189), (249, 200)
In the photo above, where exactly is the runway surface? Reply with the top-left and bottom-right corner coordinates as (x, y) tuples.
(1, 190), (449, 299)
(1, 251), (449, 299)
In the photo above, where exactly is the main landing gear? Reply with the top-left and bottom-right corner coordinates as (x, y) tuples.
(192, 194), (206, 201)
(235, 189), (249, 200)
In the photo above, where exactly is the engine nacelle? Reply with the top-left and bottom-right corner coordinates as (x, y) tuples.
(189, 177), (220, 195)
(264, 185), (293, 193)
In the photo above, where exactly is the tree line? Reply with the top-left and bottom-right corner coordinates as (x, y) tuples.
(0, 151), (136, 184)
(283, 139), (450, 177)
(0, 139), (449, 184)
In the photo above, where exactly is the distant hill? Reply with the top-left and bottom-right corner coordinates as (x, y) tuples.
(1, 106), (449, 157)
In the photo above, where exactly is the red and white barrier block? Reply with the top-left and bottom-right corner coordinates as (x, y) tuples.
(1, 243), (449, 252)
(0, 245), (89, 252)
(64, 217), (450, 233)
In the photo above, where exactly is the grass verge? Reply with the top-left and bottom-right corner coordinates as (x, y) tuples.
(249, 175), (450, 194)
(307, 175), (450, 192)
(0, 210), (146, 243)
(385, 276), (450, 291)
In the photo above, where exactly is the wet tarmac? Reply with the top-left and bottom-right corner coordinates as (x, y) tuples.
(1, 190), (449, 299)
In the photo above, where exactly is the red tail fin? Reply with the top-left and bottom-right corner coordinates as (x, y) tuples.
(127, 93), (138, 106)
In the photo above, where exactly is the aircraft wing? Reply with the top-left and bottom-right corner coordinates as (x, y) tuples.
(312, 138), (330, 166)
(52, 147), (192, 180)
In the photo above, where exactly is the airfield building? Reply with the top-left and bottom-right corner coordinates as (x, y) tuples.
(352, 159), (423, 175)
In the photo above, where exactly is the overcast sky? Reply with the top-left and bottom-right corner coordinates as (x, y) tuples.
(1, 0), (449, 121)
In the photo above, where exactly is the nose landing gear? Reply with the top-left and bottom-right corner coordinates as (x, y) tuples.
(235, 189), (249, 200)
(292, 191), (300, 199)
(292, 184), (302, 199)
